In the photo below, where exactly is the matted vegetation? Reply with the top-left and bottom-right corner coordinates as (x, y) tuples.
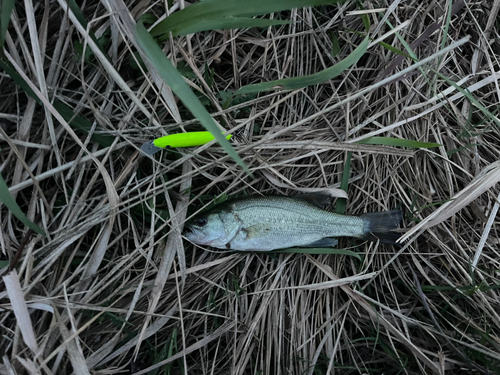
(1, 0), (500, 374)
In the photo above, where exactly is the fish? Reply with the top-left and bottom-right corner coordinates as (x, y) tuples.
(183, 192), (403, 251)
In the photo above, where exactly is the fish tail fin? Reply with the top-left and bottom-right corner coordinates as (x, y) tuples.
(360, 210), (403, 245)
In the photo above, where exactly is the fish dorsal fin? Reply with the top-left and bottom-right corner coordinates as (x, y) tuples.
(293, 190), (337, 208)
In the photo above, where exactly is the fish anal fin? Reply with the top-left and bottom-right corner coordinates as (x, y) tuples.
(303, 237), (338, 248)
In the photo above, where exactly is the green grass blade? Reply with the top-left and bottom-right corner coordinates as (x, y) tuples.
(0, 0), (15, 55)
(446, 144), (479, 156)
(378, 14), (431, 90)
(0, 173), (45, 235)
(355, 1), (371, 32)
(135, 21), (250, 174)
(359, 13), (371, 33)
(433, 69), (500, 128)
(0, 59), (40, 101)
(355, 137), (440, 148)
(236, 36), (369, 95)
(377, 41), (409, 58)
(0, 260), (9, 269)
(336, 151), (352, 214)
(273, 248), (361, 259)
(330, 32), (341, 57)
(68, 0), (89, 29)
(151, 0), (342, 39)
(440, 1), (453, 53)
(68, 0), (107, 57)
(155, 17), (289, 37)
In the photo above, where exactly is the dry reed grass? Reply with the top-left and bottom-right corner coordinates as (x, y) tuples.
(1, 0), (500, 374)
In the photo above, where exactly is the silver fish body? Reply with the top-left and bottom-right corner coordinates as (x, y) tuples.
(184, 195), (402, 251)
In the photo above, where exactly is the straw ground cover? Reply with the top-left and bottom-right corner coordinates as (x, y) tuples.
(1, 0), (500, 374)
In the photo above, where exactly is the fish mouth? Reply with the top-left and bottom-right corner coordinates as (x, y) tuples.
(183, 225), (198, 240)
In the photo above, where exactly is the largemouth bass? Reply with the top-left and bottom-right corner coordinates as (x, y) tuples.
(184, 193), (402, 251)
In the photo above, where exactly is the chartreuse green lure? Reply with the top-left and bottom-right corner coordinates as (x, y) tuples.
(140, 132), (232, 155)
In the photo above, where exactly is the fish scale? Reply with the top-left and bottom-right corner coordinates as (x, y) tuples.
(229, 197), (365, 247)
(184, 194), (402, 251)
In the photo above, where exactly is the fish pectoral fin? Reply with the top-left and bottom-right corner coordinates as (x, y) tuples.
(302, 237), (339, 248)
(293, 190), (338, 208)
(242, 224), (271, 239)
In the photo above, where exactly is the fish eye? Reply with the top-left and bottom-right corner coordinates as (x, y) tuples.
(195, 217), (207, 227)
